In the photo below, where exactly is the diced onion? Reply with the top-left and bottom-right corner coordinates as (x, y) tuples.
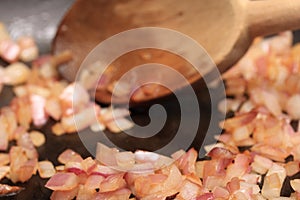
(29, 131), (45, 147)
(38, 161), (56, 178)
(45, 172), (79, 191)
(3, 62), (30, 85)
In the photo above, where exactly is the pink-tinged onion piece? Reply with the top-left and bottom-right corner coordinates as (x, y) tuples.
(96, 143), (118, 166)
(291, 179), (300, 193)
(51, 50), (72, 67)
(91, 164), (119, 177)
(45, 172), (79, 191)
(51, 123), (65, 136)
(0, 154), (9, 166)
(251, 143), (289, 162)
(221, 111), (257, 131)
(18, 159), (38, 183)
(3, 62), (30, 85)
(61, 104), (97, 133)
(29, 130), (46, 147)
(285, 161), (300, 177)
(65, 162), (84, 176)
(84, 174), (104, 190)
(38, 161), (56, 178)
(9, 146), (26, 183)
(59, 83), (89, 115)
(251, 154), (273, 175)
(17, 36), (38, 62)
(177, 179), (202, 199)
(106, 118), (133, 133)
(212, 186), (230, 199)
(0, 39), (20, 63)
(286, 94), (300, 120)
(58, 149), (83, 165)
(100, 107), (130, 123)
(16, 132), (38, 159)
(261, 164), (286, 199)
(45, 98), (62, 121)
(115, 151), (135, 168)
(196, 192), (214, 200)
(225, 154), (250, 182)
(99, 173), (126, 193)
(30, 94), (48, 127)
(1, 107), (17, 141)
(50, 186), (78, 200)
(80, 157), (96, 175)
(175, 148), (198, 175)
(0, 116), (9, 151)
(132, 165), (182, 198)
(76, 185), (96, 200)
(158, 165), (183, 194)
(135, 150), (174, 170)
(11, 97), (32, 129)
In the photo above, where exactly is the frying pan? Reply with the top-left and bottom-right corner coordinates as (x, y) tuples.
(1, 0), (300, 199)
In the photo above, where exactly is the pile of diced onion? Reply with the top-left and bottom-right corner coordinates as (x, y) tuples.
(45, 32), (300, 199)
(1, 19), (300, 199)
(0, 22), (133, 195)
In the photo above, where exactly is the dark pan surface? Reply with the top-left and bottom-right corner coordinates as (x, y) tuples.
(0, 1), (300, 199)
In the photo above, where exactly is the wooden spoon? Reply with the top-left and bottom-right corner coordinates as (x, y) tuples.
(53, 0), (300, 106)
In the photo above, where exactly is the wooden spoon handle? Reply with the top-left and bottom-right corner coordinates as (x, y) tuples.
(247, 0), (300, 38)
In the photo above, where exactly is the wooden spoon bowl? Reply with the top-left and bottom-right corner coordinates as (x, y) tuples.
(53, 0), (300, 106)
